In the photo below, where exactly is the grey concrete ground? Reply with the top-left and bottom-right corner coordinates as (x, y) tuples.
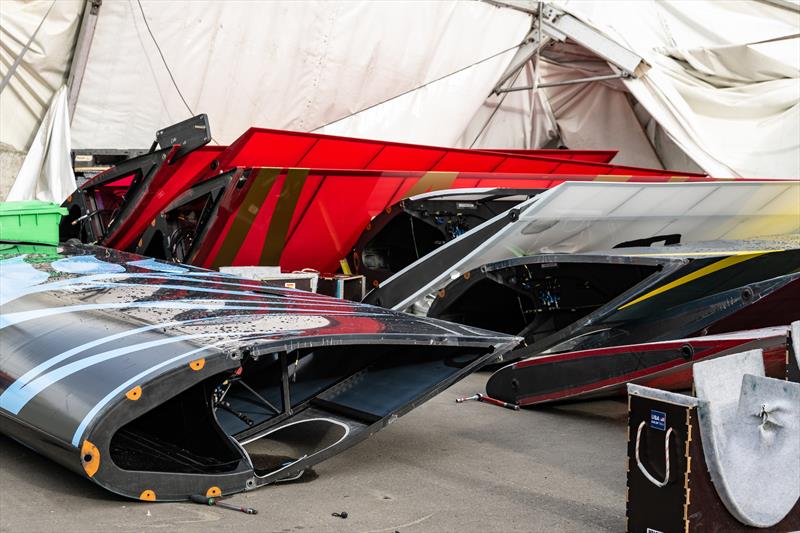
(0, 372), (628, 533)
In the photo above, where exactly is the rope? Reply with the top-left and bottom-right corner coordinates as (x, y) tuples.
(135, 0), (220, 144)
(635, 421), (673, 488)
(134, 2), (525, 144)
(468, 65), (523, 148)
(135, 0), (194, 116)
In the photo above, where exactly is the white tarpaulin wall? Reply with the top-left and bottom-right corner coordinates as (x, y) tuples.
(69, 0), (530, 148)
(2, 0), (799, 195)
(0, 0), (83, 151)
(457, 44), (672, 169)
(7, 85), (76, 202)
(463, 0), (799, 177)
(567, 0), (800, 179)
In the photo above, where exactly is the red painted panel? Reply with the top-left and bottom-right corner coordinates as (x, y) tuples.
(217, 128), (704, 177)
(367, 145), (452, 170)
(486, 149), (617, 163)
(232, 174), (285, 266)
(431, 152), (505, 172)
(227, 131), (317, 168)
(298, 138), (383, 169)
(494, 158), (560, 173)
(279, 174), (387, 272)
(104, 146), (224, 249)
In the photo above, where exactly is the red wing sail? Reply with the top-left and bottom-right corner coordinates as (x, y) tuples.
(214, 128), (695, 176)
(143, 168), (717, 272)
(480, 149), (617, 163)
(63, 116), (708, 272)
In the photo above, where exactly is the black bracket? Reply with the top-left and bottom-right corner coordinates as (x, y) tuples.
(156, 114), (212, 163)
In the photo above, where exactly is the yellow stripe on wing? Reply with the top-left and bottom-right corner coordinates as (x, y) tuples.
(617, 251), (775, 310)
(404, 171), (459, 198)
(620, 249), (785, 258)
(594, 175), (631, 182)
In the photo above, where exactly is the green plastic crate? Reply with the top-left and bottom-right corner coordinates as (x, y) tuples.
(0, 201), (68, 245)
(0, 243), (61, 261)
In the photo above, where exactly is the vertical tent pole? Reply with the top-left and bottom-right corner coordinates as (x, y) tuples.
(67, 0), (103, 121)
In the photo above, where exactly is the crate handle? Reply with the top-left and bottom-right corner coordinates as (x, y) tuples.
(635, 421), (673, 488)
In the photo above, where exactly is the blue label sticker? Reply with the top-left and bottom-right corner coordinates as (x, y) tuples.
(650, 410), (666, 431)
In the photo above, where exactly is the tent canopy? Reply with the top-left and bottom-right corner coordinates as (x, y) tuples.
(1, 0), (798, 186)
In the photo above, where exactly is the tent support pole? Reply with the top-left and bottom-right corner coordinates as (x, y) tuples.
(67, 0), (103, 122)
(492, 18), (549, 94)
(496, 72), (629, 93)
(484, 0), (645, 86)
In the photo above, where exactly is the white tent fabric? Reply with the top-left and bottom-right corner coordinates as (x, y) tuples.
(7, 85), (77, 203)
(2, 0), (798, 195)
(0, 0), (83, 152)
(458, 47), (669, 169)
(461, 1), (799, 176)
(69, 0), (530, 148)
(556, 0), (800, 178)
